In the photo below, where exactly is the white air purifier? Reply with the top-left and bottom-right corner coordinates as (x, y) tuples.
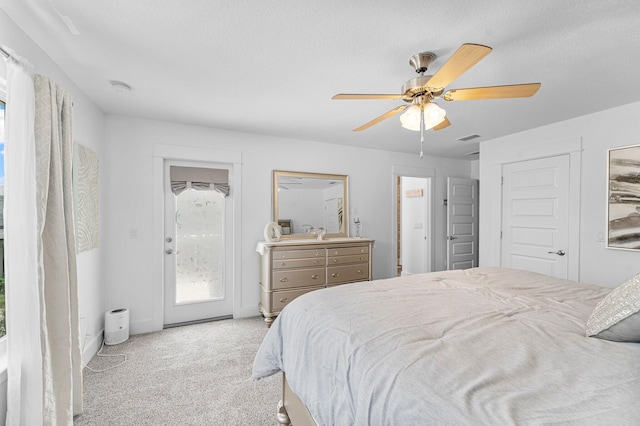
(104, 308), (130, 345)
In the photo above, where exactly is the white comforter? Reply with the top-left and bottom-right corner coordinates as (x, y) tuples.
(253, 267), (640, 425)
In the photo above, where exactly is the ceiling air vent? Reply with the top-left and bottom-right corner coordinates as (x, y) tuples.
(465, 151), (480, 156)
(457, 134), (481, 142)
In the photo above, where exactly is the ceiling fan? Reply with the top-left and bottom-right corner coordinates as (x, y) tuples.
(332, 43), (541, 137)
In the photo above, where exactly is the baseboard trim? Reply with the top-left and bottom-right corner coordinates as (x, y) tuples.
(83, 329), (104, 367)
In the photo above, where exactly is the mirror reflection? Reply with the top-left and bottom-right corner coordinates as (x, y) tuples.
(273, 170), (349, 238)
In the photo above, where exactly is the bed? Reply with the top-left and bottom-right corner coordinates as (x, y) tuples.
(253, 267), (640, 425)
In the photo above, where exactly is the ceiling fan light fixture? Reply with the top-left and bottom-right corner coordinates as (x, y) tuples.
(423, 102), (446, 129)
(400, 105), (422, 131)
(400, 102), (446, 131)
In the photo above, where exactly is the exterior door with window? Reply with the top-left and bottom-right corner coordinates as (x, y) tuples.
(163, 162), (233, 326)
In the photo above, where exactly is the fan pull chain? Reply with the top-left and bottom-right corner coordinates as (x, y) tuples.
(419, 106), (425, 158)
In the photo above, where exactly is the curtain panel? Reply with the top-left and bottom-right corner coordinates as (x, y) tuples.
(34, 75), (83, 423)
(4, 48), (42, 426)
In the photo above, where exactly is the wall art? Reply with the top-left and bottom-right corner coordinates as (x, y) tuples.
(608, 144), (640, 250)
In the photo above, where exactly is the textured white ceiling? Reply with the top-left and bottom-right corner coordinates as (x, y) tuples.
(2, 1), (640, 159)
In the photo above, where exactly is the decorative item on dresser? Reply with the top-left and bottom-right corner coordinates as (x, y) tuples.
(256, 238), (374, 327)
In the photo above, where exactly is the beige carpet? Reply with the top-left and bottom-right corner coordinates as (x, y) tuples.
(74, 316), (281, 425)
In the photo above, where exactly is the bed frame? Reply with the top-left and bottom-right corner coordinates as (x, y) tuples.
(276, 373), (317, 426)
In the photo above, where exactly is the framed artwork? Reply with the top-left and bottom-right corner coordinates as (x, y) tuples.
(607, 144), (640, 250)
(74, 143), (100, 253)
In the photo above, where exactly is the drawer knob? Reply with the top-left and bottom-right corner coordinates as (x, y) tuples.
(357, 270), (362, 274)
(360, 257), (365, 260)
(311, 274), (319, 279)
(360, 249), (365, 253)
(315, 252), (320, 256)
(280, 254), (286, 258)
(279, 297), (289, 303)
(314, 260), (318, 265)
(280, 277), (288, 282)
(331, 273), (339, 277)
(333, 259), (338, 263)
(281, 262), (286, 267)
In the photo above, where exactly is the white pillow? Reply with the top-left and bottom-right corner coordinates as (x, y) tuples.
(586, 273), (640, 342)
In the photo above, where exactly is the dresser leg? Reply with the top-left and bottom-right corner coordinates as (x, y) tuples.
(264, 315), (275, 328)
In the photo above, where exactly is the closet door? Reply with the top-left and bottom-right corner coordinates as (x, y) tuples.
(501, 155), (570, 279)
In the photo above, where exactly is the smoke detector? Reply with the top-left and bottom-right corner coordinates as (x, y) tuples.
(109, 80), (132, 93)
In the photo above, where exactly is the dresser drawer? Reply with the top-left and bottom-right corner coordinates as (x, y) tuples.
(271, 288), (318, 311)
(327, 264), (369, 284)
(273, 267), (326, 289)
(327, 246), (369, 257)
(272, 248), (324, 260)
(273, 257), (325, 269)
(327, 253), (369, 265)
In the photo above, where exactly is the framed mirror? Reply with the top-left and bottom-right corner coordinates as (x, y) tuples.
(273, 170), (349, 239)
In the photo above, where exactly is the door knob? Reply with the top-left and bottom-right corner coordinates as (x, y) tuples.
(165, 249), (174, 255)
(447, 236), (457, 240)
(548, 250), (565, 256)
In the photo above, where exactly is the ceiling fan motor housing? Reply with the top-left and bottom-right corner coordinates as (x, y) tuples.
(401, 75), (444, 100)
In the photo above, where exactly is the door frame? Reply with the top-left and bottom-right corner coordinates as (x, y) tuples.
(392, 166), (435, 276)
(480, 137), (582, 281)
(151, 144), (242, 332)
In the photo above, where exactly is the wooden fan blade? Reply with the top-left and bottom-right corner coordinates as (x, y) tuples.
(353, 105), (408, 132)
(433, 116), (451, 131)
(442, 83), (541, 101)
(426, 44), (492, 90)
(333, 93), (405, 100)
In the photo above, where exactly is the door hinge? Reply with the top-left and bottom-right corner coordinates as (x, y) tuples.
(501, 176), (504, 185)
(500, 230), (503, 239)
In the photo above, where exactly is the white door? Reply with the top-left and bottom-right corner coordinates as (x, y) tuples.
(324, 197), (340, 233)
(501, 155), (569, 278)
(400, 176), (431, 275)
(163, 161), (233, 326)
(446, 177), (479, 270)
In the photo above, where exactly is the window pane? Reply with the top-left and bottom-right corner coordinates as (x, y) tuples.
(0, 100), (5, 337)
(174, 188), (225, 304)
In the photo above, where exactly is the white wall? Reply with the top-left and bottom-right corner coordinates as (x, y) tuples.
(479, 101), (640, 287)
(103, 114), (472, 334)
(470, 159), (479, 180)
(0, 8), (106, 421)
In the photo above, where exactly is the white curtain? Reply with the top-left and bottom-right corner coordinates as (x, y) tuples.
(4, 49), (83, 425)
(4, 48), (42, 426)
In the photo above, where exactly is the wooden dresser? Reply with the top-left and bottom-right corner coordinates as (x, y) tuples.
(257, 238), (374, 326)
